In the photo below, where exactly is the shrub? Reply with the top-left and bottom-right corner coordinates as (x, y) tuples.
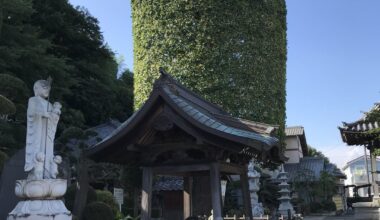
(96, 190), (122, 219)
(87, 186), (97, 204)
(64, 184), (77, 211)
(64, 184), (97, 211)
(321, 200), (336, 211)
(83, 201), (114, 220)
(309, 201), (322, 213)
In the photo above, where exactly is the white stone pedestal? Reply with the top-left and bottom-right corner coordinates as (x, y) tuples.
(7, 179), (71, 220)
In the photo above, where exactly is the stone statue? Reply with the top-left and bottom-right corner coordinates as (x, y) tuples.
(25, 79), (61, 179)
(8, 79), (71, 220)
(27, 152), (45, 180)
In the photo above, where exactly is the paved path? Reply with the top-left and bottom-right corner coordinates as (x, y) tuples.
(304, 208), (380, 220)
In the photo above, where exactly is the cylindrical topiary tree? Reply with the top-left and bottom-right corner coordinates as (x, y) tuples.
(132, 0), (287, 136)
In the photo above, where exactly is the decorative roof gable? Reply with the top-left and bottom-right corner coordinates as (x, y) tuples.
(87, 69), (283, 164)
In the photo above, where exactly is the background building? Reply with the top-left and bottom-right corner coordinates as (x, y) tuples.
(342, 155), (380, 197)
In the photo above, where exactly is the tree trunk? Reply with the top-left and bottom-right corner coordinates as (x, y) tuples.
(73, 158), (89, 219)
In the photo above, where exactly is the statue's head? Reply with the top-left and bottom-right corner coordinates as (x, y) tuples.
(53, 155), (62, 164)
(33, 80), (51, 98)
(36, 152), (45, 162)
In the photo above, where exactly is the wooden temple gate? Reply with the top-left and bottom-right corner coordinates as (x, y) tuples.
(339, 104), (380, 202)
(87, 69), (283, 220)
(140, 162), (251, 220)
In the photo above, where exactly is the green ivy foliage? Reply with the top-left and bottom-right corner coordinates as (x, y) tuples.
(132, 0), (287, 136)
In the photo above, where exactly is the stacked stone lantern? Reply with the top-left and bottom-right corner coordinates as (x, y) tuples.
(7, 79), (71, 220)
(248, 160), (264, 217)
(277, 164), (294, 219)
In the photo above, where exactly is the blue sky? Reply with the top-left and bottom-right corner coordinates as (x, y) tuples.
(69, 0), (380, 168)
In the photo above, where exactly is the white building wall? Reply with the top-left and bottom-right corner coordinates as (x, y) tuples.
(284, 136), (303, 164)
(343, 157), (380, 197)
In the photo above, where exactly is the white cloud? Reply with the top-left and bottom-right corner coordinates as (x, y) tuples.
(319, 144), (367, 169)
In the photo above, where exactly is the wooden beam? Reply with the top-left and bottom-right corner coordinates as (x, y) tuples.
(183, 177), (193, 219)
(152, 163), (210, 174)
(240, 171), (253, 219)
(163, 105), (245, 153)
(219, 162), (245, 174)
(210, 163), (223, 220)
(141, 167), (153, 220)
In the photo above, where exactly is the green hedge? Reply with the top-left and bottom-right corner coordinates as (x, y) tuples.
(64, 184), (97, 212)
(96, 190), (122, 219)
(83, 201), (114, 220)
(132, 0), (287, 138)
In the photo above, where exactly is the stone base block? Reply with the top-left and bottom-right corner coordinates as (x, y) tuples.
(7, 213), (71, 220)
(252, 203), (264, 217)
(278, 210), (295, 219)
(7, 200), (71, 220)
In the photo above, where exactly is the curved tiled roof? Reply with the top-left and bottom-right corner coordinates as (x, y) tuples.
(87, 69), (282, 163)
(283, 157), (346, 182)
(339, 103), (380, 146)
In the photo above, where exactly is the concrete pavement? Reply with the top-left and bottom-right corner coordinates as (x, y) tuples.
(304, 208), (380, 220)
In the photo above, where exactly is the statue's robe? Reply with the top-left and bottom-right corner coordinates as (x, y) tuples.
(25, 96), (57, 178)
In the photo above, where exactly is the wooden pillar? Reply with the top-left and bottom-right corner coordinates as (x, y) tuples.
(370, 150), (379, 198)
(210, 163), (223, 220)
(184, 176), (193, 219)
(240, 171), (253, 220)
(141, 167), (153, 220)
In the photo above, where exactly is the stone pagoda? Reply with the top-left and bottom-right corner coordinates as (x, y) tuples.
(277, 164), (294, 218)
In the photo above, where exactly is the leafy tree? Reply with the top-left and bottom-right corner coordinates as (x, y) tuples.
(31, 0), (123, 127)
(292, 166), (337, 213)
(308, 146), (330, 164)
(0, 0), (135, 217)
(314, 171), (336, 201)
(366, 106), (380, 123)
(0, 75), (29, 155)
(0, 0), (70, 91)
(132, 0), (287, 141)
(258, 174), (280, 215)
(365, 106), (380, 156)
(0, 95), (15, 115)
(0, 0), (134, 154)
(112, 69), (134, 121)
(0, 0), (70, 155)
(293, 169), (316, 204)
(0, 74), (29, 119)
